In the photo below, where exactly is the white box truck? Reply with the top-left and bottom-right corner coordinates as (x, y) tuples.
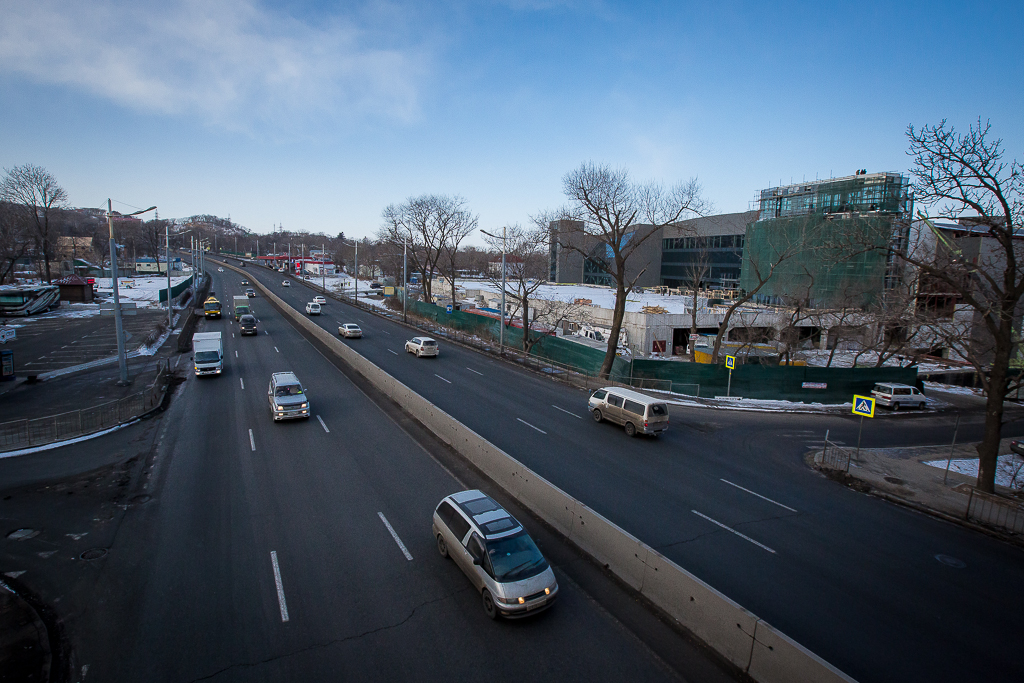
(193, 332), (224, 377)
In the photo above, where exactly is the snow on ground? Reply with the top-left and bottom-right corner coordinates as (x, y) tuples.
(923, 381), (984, 397)
(924, 454), (1024, 490)
(94, 276), (191, 307)
(461, 280), (700, 314)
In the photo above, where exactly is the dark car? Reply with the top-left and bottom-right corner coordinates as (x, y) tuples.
(239, 314), (258, 335)
(1011, 441), (1024, 457)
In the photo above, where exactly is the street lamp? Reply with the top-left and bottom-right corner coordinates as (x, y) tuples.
(107, 200), (156, 385)
(340, 239), (358, 304)
(481, 227), (507, 355)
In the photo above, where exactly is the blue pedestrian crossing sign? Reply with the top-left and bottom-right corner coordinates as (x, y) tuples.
(445, 304), (453, 314)
(725, 355), (736, 370)
(852, 395), (875, 418)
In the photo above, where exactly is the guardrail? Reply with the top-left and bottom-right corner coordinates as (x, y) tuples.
(814, 436), (854, 473)
(0, 360), (169, 453)
(965, 487), (1024, 534)
(240, 263), (856, 683)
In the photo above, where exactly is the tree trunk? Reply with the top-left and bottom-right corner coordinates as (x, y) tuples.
(600, 280), (628, 379)
(522, 296), (531, 352)
(689, 286), (698, 356)
(976, 325), (1012, 493)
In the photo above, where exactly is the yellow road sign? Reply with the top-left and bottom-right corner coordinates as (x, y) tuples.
(725, 355), (736, 370)
(852, 395), (875, 418)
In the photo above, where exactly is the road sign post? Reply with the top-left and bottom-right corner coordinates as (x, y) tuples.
(725, 355), (736, 397)
(851, 394), (876, 466)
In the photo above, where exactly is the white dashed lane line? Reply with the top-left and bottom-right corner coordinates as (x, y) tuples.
(552, 405), (582, 419)
(317, 415), (330, 433)
(274, 346), (279, 353)
(719, 479), (797, 512)
(466, 367), (483, 376)
(378, 512), (413, 561)
(249, 429), (256, 452)
(388, 349), (398, 355)
(434, 374), (452, 384)
(270, 551), (290, 622)
(240, 378), (245, 390)
(517, 418), (547, 434)
(691, 510), (775, 553)
(235, 350), (238, 358)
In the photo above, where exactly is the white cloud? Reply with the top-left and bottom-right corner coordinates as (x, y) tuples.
(0, 0), (429, 131)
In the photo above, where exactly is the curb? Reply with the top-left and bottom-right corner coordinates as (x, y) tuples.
(0, 575), (56, 683)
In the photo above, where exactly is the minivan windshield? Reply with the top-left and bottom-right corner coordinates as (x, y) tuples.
(486, 531), (548, 582)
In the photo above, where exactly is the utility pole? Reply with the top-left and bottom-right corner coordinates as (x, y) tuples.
(321, 243), (326, 294)
(108, 199), (129, 384)
(166, 220), (172, 331)
(403, 239), (408, 323)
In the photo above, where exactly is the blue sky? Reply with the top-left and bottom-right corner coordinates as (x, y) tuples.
(1, 0), (1021, 245)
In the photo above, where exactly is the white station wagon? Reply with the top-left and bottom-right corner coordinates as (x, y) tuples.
(405, 336), (438, 357)
(305, 302), (321, 315)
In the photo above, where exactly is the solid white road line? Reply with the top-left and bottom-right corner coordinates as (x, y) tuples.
(240, 378), (245, 390)
(378, 512), (413, 561)
(274, 346), (279, 353)
(552, 404), (582, 419)
(317, 415), (330, 433)
(517, 418), (547, 434)
(691, 510), (775, 553)
(434, 374), (452, 384)
(249, 429), (255, 452)
(270, 551), (290, 622)
(381, 330), (392, 335)
(265, 330), (269, 335)
(388, 349), (398, 355)
(719, 479), (797, 512)
(466, 367), (483, 376)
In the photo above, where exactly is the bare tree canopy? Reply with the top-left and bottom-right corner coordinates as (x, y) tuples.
(483, 224), (549, 352)
(0, 164), (68, 283)
(551, 162), (708, 377)
(903, 119), (1022, 493)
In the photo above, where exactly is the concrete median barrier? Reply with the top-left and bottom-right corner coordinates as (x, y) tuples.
(640, 546), (759, 670)
(234, 263), (856, 683)
(748, 620), (856, 683)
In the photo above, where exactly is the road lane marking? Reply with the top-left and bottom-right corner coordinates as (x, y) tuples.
(381, 330), (392, 335)
(317, 415), (330, 433)
(388, 349), (398, 355)
(240, 378), (245, 390)
(378, 512), (413, 561)
(249, 429), (255, 451)
(552, 405), (582, 419)
(517, 418), (547, 434)
(691, 510), (775, 553)
(274, 346), (279, 353)
(720, 479), (797, 512)
(232, 333), (234, 338)
(270, 551), (290, 622)
(434, 374), (452, 384)
(265, 330), (269, 335)
(235, 350), (238, 358)
(466, 367), (483, 376)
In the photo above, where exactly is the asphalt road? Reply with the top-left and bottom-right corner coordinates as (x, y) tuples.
(37, 268), (714, 683)
(225, 257), (1024, 683)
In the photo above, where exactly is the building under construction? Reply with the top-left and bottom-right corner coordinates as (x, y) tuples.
(740, 171), (913, 307)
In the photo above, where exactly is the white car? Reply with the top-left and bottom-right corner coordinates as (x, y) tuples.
(282, 280), (291, 287)
(405, 336), (439, 357)
(305, 302), (321, 315)
(313, 296), (327, 305)
(339, 323), (362, 338)
(217, 267), (224, 272)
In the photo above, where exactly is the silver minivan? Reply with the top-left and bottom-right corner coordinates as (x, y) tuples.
(267, 372), (311, 421)
(432, 490), (558, 619)
(871, 382), (927, 410)
(588, 387), (669, 437)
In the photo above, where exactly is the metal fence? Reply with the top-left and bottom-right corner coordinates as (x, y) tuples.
(965, 487), (1024, 535)
(815, 436), (855, 473)
(0, 360), (168, 453)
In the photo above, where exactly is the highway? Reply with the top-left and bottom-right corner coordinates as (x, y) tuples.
(226, 257), (1024, 683)
(61, 268), (699, 682)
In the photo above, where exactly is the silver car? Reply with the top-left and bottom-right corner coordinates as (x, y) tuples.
(339, 323), (362, 338)
(433, 490), (558, 619)
(267, 372), (310, 421)
(405, 336), (438, 357)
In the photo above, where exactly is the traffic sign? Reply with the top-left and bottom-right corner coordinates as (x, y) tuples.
(852, 395), (875, 418)
(99, 302), (138, 316)
(0, 327), (14, 344)
(689, 334), (700, 341)
(725, 355), (735, 370)
(445, 304), (453, 314)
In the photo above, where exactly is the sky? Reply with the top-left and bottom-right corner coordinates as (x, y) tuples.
(1, 0), (1021, 246)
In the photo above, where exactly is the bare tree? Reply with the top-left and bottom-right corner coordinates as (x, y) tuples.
(0, 164), (68, 283)
(483, 224), (549, 352)
(894, 119), (1023, 493)
(548, 162), (708, 378)
(0, 200), (32, 284)
(436, 196), (478, 302)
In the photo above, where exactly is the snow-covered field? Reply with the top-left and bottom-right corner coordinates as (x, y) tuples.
(461, 280), (701, 314)
(94, 276), (192, 306)
(924, 454), (1024, 490)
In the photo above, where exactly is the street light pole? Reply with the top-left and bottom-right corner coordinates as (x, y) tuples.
(481, 227), (507, 355)
(321, 243), (326, 294)
(166, 221), (172, 332)
(341, 240), (358, 303)
(106, 200), (156, 385)
(403, 239), (408, 323)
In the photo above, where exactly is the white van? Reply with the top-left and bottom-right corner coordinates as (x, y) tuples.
(871, 383), (926, 410)
(588, 387), (669, 437)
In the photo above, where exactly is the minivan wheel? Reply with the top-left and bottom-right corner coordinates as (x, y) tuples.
(592, 409), (603, 423)
(892, 402), (900, 412)
(624, 422), (637, 437)
(482, 589), (498, 620)
(436, 534), (448, 558)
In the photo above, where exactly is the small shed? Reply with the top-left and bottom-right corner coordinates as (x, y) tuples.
(53, 274), (94, 302)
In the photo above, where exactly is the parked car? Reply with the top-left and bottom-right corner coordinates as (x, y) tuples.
(870, 383), (927, 411)
(1010, 441), (1024, 457)
(339, 323), (362, 338)
(245, 288), (256, 297)
(588, 387), (669, 437)
(282, 280), (290, 287)
(370, 281), (382, 289)
(267, 372), (310, 421)
(305, 302), (321, 315)
(217, 267), (224, 272)
(405, 336), (438, 357)
(239, 314), (258, 336)
(433, 490), (557, 619)
(313, 296), (326, 305)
